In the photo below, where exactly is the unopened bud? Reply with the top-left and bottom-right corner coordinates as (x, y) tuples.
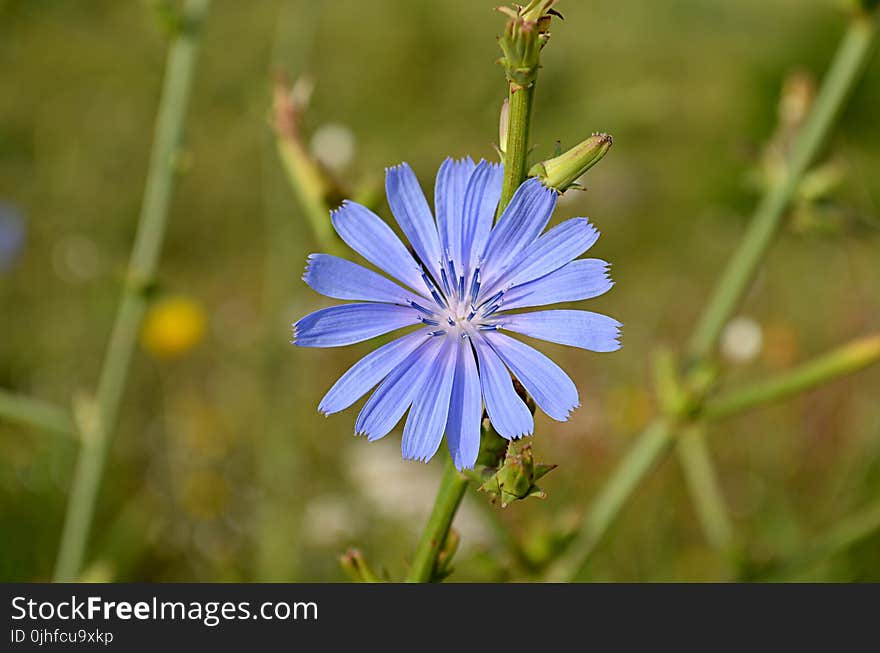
(529, 132), (613, 193)
(339, 548), (379, 583)
(478, 442), (556, 508)
(497, 1), (560, 90)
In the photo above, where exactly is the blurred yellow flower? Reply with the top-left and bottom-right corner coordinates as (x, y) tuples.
(141, 296), (207, 359)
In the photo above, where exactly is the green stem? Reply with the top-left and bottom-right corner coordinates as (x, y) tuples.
(548, 13), (877, 582)
(52, 0), (210, 583)
(405, 44), (540, 583)
(687, 14), (877, 362)
(276, 138), (340, 253)
(546, 420), (673, 581)
(498, 83), (535, 215)
(704, 334), (880, 421)
(405, 456), (469, 583)
(677, 426), (734, 554)
(0, 389), (74, 436)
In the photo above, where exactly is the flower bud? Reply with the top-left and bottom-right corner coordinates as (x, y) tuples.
(529, 132), (613, 193)
(339, 548), (379, 583)
(497, 1), (560, 90)
(478, 442), (556, 508)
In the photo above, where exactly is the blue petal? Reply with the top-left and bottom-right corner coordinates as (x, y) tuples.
(500, 309), (622, 353)
(303, 254), (415, 304)
(503, 218), (600, 289)
(472, 336), (534, 439)
(501, 259), (613, 310)
(445, 337), (483, 469)
(319, 330), (430, 415)
(479, 177), (557, 285)
(293, 303), (419, 348)
(330, 200), (428, 296)
(355, 337), (441, 440)
(386, 163), (443, 282)
(483, 330), (579, 421)
(435, 157), (476, 265)
(402, 336), (458, 463)
(459, 160), (503, 274)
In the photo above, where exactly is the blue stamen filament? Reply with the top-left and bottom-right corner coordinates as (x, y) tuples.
(421, 270), (447, 309)
(408, 299), (435, 317)
(439, 265), (452, 297)
(468, 268), (481, 305)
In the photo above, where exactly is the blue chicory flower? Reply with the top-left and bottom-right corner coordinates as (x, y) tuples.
(293, 158), (621, 469)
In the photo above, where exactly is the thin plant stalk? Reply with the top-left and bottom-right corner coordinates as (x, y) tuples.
(677, 425), (734, 555)
(405, 23), (541, 580)
(674, 11), (879, 555)
(703, 333), (880, 421)
(498, 84), (535, 214)
(545, 420), (672, 581)
(687, 14), (877, 362)
(53, 0), (211, 582)
(0, 389), (74, 437)
(548, 12), (878, 582)
(405, 457), (469, 582)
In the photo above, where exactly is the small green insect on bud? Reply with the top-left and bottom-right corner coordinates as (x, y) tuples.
(478, 441), (556, 508)
(497, 1), (562, 90)
(529, 132), (613, 193)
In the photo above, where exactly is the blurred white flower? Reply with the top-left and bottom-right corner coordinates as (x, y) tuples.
(301, 494), (362, 547)
(346, 440), (491, 550)
(311, 123), (356, 172)
(721, 316), (763, 363)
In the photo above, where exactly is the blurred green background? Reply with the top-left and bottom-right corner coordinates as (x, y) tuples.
(1, 0), (878, 582)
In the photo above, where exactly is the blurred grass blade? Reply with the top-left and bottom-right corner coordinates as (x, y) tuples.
(0, 389), (74, 437)
(53, 0), (211, 583)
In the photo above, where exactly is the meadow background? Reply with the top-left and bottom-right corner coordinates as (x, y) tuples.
(1, 0), (878, 582)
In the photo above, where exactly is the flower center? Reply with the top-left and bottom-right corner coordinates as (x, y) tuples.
(409, 256), (504, 339)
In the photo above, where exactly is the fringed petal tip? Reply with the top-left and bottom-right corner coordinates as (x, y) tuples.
(554, 400), (581, 423)
(608, 319), (624, 351)
(402, 451), (434, 464)
(384, 161), (409, 174)
(301, 253), (318, 283)
(329, 199), (350, 215)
